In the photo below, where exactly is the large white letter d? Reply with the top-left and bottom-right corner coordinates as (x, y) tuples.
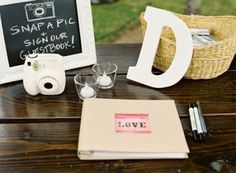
(127, 7), (193, 88)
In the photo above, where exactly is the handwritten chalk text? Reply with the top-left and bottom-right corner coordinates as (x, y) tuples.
(24, 32), (68, 47)
(10, 18), (75, 35)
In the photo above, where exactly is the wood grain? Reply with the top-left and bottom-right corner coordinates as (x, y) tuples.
(0, 71), (235, 121)
(66, 44), (142, 75)
(0, 116), (235, 173)
(0, 44), (235, 172)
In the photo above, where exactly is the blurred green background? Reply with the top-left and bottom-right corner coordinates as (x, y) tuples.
(91, 0), (236, 43)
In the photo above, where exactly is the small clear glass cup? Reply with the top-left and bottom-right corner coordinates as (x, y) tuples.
(74, 74), (99, 100)
(92, 63), (118, 89)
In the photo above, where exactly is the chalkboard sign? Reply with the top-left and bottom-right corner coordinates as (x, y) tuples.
(0, 0), (96, 84)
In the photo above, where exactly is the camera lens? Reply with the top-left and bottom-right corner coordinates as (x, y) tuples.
(44, 82), (53, 89)
(38, 77), (59, 95)
(34, 7), (46, 17)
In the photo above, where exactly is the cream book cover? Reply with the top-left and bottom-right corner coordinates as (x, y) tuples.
(78, 98), (189, 160)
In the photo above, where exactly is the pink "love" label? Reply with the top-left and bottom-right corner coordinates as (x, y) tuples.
(115, 113), (151, 134)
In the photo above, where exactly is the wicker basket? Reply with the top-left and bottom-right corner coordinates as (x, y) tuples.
(140, 12), (236, 79)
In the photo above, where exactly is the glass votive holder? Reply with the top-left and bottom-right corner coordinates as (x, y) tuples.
(92, 63), (118, 89)
(74, 74), (99, 100)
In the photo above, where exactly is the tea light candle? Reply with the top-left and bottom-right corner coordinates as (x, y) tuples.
(80, 83), (95, 98)
(99, 72), (112, 87)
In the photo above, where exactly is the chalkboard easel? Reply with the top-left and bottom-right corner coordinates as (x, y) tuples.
(0, 0), (96, 84)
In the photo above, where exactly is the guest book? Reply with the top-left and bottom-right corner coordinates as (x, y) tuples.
(78, 98), (189, 160)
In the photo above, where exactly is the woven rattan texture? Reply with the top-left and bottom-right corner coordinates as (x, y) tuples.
(140, 13), (236, 79)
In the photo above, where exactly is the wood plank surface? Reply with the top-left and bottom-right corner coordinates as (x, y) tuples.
(0, 116), (235, 173)
(0, 44), (235, 172)
(66, 44), (142, 75)
(0, 71), (235, 121)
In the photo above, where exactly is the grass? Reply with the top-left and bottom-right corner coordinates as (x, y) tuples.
(201, 0), (236, 15)
(92, 0), (236, 43)
(92, 0), (152, 43)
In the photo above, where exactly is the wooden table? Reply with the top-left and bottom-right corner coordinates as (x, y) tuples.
(0, 44), (235, 173)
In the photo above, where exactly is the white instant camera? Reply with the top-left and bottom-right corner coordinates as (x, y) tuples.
(23, 53), (66, 96)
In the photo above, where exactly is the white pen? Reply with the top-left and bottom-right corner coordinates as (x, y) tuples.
(193, 106), (203, 134)
(188, 104), (198, 141)
(196, 101), (207, 134)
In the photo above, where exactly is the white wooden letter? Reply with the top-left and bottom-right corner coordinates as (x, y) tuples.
(127, 7), (193, 88)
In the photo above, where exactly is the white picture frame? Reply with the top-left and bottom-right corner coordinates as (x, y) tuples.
(0, 0), (97, 84)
